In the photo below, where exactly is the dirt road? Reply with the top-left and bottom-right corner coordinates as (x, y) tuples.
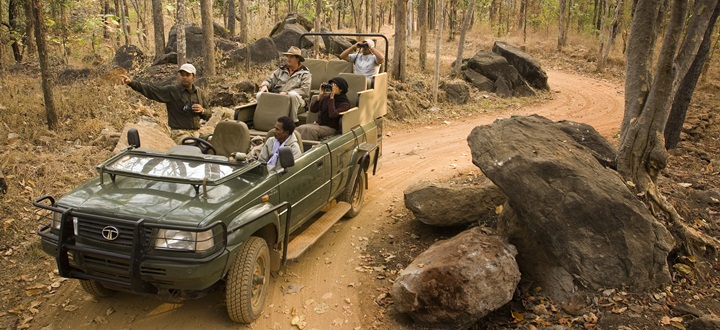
(29, 70), (624, 330)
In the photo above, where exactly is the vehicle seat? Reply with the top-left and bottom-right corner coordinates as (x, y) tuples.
(338, 73), (368, 107)
(250, 93), (292, 136)
(209, 120), (251, 157)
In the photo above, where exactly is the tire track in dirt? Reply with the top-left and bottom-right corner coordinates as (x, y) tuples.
(29, 70), (624, 330)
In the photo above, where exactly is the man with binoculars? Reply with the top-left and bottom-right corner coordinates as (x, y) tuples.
(340, 38), (385, 79)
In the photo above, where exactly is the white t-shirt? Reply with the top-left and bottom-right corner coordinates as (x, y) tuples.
(347, 53), (380, 78)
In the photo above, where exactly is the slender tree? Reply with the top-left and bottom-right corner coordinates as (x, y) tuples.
(22, 0), (35, 55)
(392, 0), (407, 81)
(152, 0), (164, 58)
(239, 0), (248, 42)
(432, 0), (444, 104)
(228, 0), (236, 36)
(315, 0), (322, 57)
(453, 0), (474, 76)
(31, 0), (58, 130)
(557, 0), (567, 50)
(418, 0), (427, 69)
(119, 0), (129, 45)
(177, 0), (187, 66)
(619, 0), (720, 256)
(200, 0), (216, 75)
(664, 2), (720, 149)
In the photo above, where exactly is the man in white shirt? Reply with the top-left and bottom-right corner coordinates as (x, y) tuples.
(340, 39), (385, 79)
(258, 116), (302, 171)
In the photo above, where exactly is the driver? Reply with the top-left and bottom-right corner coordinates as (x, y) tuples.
(258, 116), (302, 171)
(120, 63), (212, 144)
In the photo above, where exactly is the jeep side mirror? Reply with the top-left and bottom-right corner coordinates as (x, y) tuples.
(278, 146), (295, 169)
(127, 128), (141, 149)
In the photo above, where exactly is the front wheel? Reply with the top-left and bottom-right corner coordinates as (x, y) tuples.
(340, 171), (366, 218)
(79, 279), (116, 298)
(226, 236), (270, 323)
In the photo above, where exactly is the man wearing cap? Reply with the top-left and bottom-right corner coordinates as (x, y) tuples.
(340, 39), (385, 79)
(120, 63), (211, 144)
(296, 77), (350, 141)
(258, 46), (311, 123)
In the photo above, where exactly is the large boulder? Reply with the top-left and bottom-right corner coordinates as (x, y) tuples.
(320, 28), (355, 57)
(467, 115), (674, 300)
(271, 22), (313, 52)
(687, 315), (720, 330)
(225, 37), (279, 66)
(113, 44), (144, 70)
(57, 68), (91, 85)
(392, 228), (521, 329)
(552, 120), (617, 168)
(492, 41), (550, 91)
(113, 120), (175, 153)
(440, 81), (470, 104)
(404, 179), (505, 227)
(462, 69), (494, 92)
(165, 24), (205, 59)
(467, 51), (535, 97)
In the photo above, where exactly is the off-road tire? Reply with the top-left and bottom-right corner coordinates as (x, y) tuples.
(79, 279), (116, 298)
(340, 171), (366, 218)
(226, 236), (270, 323)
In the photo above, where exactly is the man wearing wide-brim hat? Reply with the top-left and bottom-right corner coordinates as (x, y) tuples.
(258, 46), (311, 122)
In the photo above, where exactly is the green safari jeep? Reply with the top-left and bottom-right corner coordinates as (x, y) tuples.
(34, 50), (388, 323)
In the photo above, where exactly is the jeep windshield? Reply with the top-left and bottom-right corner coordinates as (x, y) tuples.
(100, 151), (247, 185)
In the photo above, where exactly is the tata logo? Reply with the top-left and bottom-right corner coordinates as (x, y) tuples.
(101, 226), (120, 241)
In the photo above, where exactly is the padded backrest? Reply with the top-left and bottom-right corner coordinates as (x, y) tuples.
(304, 59), (328, 91)
(254, 93), (292, 131)
(340, 107), (361, 134)
(211, 120), (251, 156)
(370, 72), (388, 118)
(306, 95), (320, 124)
(339, 73), (368, 107)
(326, 60), (353, 81)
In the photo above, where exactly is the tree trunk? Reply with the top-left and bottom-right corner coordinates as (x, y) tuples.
(129, 0), (148, 48)
(664, 2), (720, 150)
(238, 0), (247, 43)
(152, 0), (164, 59)
(177, 0), (187, 66)
(432, 0), (443, 104)
(9, 0), (22, 62)
(103, 0), (110, 39)
(392, 0), (407, 81)
(557, 0), (568, 51)
(23, 0), (35, 55)
(453, 0), (474, 76)
(31, 0), (58, 130)
(119, 0), (129, 45)
(418, 0), (427, 69)
(407, 0), (412, 45)
(315, 0), (321, 57)
(619, 0), (717, 193)
(200, 0), (215, 75)
(447, 0), (456, 41)
(371, 0), (377, 32)
(227, 0), (236, 36)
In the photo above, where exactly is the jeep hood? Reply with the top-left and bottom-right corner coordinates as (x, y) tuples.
(55, 174), (264, 226)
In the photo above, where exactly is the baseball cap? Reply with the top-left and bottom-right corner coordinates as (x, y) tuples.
(364, 39), (375, 48)
(178, 63), (197, 75)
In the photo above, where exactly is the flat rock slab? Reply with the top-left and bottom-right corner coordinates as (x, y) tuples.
(392, 227), (520, 329)
(467, 115), (673, 299)
(404, 178), (505, 227)
(114, 120), (175, 154)
(492, 41), (550, 91)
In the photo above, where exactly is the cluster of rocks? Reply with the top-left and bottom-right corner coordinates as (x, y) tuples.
(462, 41), (550, 98)
(394, 115), (676, 329)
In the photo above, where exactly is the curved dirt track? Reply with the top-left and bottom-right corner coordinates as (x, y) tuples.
(29, 70), (624, 330)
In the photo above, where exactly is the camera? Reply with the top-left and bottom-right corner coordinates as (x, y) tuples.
(182, 102), (197, 113)
(320, 83), (332, 92)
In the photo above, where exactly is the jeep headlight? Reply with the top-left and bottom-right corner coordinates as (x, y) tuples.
(51, 212), (62, 230)
(154, 229), (214, 252)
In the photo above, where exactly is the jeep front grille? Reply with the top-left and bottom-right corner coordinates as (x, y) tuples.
(76, 217), (152, 247)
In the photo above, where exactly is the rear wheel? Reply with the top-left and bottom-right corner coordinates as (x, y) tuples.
(226, 236), (270, 323)
(79, 280), (116, 298)
(340, 171), (366, 218)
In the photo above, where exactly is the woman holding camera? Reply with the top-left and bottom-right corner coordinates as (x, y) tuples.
(295, 77), (350, 141)
(340, 39), (385, 79)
